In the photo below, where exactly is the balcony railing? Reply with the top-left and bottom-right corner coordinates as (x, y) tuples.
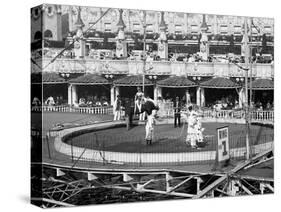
(39, 58), (274, 78)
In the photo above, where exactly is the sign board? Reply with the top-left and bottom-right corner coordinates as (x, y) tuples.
(217, 126), (230, 162)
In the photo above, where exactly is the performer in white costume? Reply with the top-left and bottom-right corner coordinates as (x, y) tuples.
(182, 105), (204, 148)
(141, 95), (159, 145)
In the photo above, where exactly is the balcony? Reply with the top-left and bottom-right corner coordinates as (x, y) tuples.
(39, 58), (274, 79)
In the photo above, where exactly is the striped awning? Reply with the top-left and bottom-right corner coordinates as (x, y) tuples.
(114, 75), (153, 86)
(200, 77), (240, 89)
(31, 72), (66, 84)
(251, 79), (274, 90)
(157, 76), (197, 88)
(69, 74), (110, 85)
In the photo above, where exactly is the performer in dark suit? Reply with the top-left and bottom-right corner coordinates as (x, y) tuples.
(174, 96), (182, 128)
(124, 98), (134, 130)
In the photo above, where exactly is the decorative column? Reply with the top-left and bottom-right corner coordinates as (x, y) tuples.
(239, 88), (246, 108)
(115, 86), (120, 100)
(153, 85), (158, 102)
(157, 86), (162, 99)
(186, 89), (191, 105)
(110, 85), (115, 106)
(196, 87), (201, 106)
(73, 7), (85, 58)
(200, 14), (209, 61)
(69, 84), (78, 105)
(68, 84), (72, 105)
(157, 11), (168, 60)
(115, 9), (127, 58)
(200, 87), (205, 107)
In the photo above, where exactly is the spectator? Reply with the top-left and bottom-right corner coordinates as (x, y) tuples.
(32, 96), (41, 106)
(45, 96), (55, 106)
(173, 97), (182, 128)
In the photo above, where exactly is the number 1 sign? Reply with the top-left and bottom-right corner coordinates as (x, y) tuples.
(217, 126), (230, 162)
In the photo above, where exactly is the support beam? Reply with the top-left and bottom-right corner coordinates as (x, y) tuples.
(123, 173), (133, 182)
(31, 198), (75, 207)
(168, 176), (193, 193)
(56, 168), (65, 177)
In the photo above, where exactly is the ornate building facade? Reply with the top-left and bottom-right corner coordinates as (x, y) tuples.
(31, 4), (274, 109)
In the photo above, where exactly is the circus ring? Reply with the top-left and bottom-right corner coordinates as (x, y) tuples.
(53, 119), (274, 166)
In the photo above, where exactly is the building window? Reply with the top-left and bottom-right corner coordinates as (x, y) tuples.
(234, 25), (241, 34)
(34, 8), (39, 16)
(34, 31), (42, 40)
(104, 23), (111, 30)
(207, 25), (212, 34)
(44, 29), (53, 39)
(133, 23), (141, 28)
(264, 26), (272, 35)
(220, 25), (228, 32)
(48, 6), (52, 14)
(191, 25), (198, 34)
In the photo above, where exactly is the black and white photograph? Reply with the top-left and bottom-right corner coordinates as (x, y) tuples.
(30, 2), (274, 208)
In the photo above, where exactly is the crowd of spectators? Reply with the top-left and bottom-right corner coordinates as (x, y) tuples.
(42, 47), (273, 65)
(76, 96), (109, 107)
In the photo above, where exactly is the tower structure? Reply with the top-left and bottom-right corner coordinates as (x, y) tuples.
(115, 9), (127, 58)
(157, 11), (168, 60)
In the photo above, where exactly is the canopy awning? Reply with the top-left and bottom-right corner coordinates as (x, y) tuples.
(31, 72), (66, 84)
(114, 75), (153, 86)
(157, 76), (197, 88)
(251, 79), (274, 90)
(200, 77), (240, 89)
(69, 74), (110, 85)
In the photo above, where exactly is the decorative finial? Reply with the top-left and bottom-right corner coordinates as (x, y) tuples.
(116, 9), (126, 30)
(201, 14), (208, 32)
(75, 7), (84, 29)
(159, 11), (167, 30)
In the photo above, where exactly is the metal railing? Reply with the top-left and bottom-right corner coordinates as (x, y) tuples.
(44, 124), (273, 167)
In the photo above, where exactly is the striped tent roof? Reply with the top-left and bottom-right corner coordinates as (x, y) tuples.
(157, 76), (197, 88)
(251, 79), (274, 90)
(69, 74), (110, 85)
(113, 75), (153, 86)
(31, 72), (66, 84)
(200, 77), (240, 89)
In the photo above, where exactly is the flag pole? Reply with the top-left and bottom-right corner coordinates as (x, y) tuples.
(244, 18), (251, 160)
(142, 11), (147, 94)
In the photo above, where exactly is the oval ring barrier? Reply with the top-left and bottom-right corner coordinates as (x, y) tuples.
(53, 120), (274, 165)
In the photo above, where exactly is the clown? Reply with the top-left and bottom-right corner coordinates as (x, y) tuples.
(183, 105), (205, 148)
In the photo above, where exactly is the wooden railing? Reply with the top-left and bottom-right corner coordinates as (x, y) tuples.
(31, 104), (273, 124)
(31, 105), (114, 115)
